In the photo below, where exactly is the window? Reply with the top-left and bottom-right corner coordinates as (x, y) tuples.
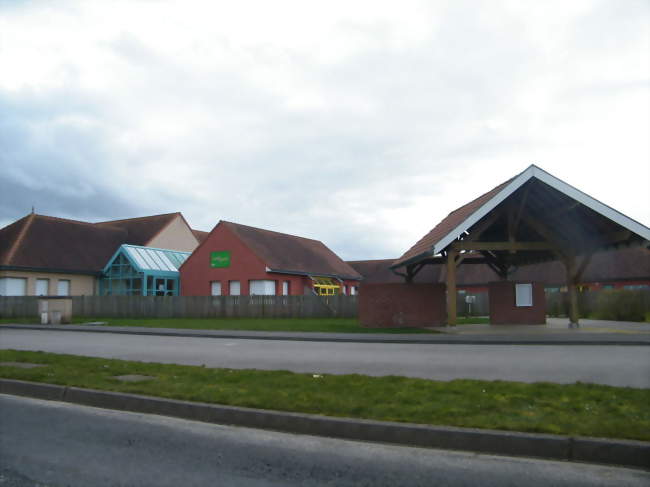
(0, 277), (27, 296)
(57, 280), (71, 296)
(249, 280), (276, 295)
(35, 279), (49, 296)
(211, 281), (222, 296)
(229, 281), (240, 296)
(350, 286), (357, 296)
(282, 281), (290, 296)
(515, 283), (533, 307)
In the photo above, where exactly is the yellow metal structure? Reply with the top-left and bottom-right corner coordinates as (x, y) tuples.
(311, 276), (341, 296)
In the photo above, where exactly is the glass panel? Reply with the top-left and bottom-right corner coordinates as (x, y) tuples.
(515, 283), (533, 307)
(0, 278), (27, 296)
(57, 280), (70, 296)
(229, 281), (240, 296)
(138, 247), (159, 270)
(157, 252), (176, 271)
(36, 279), (49, 296)
(127, 247), (148, 270)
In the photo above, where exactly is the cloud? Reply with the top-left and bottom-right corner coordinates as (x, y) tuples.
(0, 0), (647, 259)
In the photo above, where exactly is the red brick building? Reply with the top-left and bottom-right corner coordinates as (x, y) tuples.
(180, 221), (361, 296)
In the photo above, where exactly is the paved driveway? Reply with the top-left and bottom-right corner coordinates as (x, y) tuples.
(2, 329), (649, 387)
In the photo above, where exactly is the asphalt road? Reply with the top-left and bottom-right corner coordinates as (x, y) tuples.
(1, 394), (647, 487)
(1, 329), (649, 387)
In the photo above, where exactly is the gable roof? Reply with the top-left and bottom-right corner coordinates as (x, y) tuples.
(393, 165), (650, 268)
(0, 213), (127, 273)
(0, 211), (196, 274)
(103, 244), (191, 277)
(220, 221), (362, 280)
(95, 212), (181, 246)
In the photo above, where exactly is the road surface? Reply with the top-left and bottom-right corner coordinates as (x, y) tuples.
(1, 394), (647, 487)
(1, 329), (649, 386)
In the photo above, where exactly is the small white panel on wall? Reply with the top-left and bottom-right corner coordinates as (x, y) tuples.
(515, 283), (533, 307)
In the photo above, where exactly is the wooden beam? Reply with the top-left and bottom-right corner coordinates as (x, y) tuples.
(464, 210), (502, 243)
(564, 256), (580, 327)
(479, 251), (509, 279)
(575, 252), (594, 282)
(451, 241), (555, 251)
(520, 214), (573, 259)
(446, 249), (457, 326)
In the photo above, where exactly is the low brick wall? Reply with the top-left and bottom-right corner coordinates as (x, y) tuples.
(489, 281), (546, 325)
(359, 283), (446, 327)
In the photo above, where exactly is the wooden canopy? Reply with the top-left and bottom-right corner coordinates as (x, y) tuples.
(391, 165), (650, 325)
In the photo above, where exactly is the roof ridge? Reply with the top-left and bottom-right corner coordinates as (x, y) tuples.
(28, 213), (98, 226)
(4, 213), (35, 265)
(95, 212), (180, 225)
(223, 220), (323, 244)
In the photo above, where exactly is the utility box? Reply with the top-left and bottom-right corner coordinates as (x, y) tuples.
(38, 297), (72, 324)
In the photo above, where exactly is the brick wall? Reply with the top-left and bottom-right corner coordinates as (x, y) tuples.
(359, 283), (446, 327)
(488, 281), (546, 325)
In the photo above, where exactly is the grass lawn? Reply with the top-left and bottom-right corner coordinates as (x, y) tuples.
(1, 350), (648, 441)
(0, 317), (436, 334)
(454, 317), (490, 325)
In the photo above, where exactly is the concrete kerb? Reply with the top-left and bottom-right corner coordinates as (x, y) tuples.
(0, 378), (647, 470)
(2, 324), (650, 345)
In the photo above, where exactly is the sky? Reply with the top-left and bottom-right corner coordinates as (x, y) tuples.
(1, 0), (648, 260)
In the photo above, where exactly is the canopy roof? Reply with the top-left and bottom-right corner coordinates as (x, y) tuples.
(392, 165), (650, 270)
(103, 244), (191, 276)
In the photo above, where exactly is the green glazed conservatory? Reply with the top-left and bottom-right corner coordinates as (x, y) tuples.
(99, 244), (190, 296)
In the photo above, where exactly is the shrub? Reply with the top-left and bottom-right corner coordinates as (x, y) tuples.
(592, 289), (647, 322)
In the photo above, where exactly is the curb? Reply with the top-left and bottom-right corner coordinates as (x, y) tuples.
(1, 378), (648, 470)
(2, 324), (649, 346)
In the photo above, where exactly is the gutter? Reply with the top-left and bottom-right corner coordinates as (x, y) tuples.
(0, 266), (102, 276)
(266, 268), (362, 282)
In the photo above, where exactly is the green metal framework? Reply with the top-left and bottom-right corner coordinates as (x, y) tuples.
(99, 244), (190, 296)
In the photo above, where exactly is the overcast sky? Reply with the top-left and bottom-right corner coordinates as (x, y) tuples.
(1, 0), (648, 260)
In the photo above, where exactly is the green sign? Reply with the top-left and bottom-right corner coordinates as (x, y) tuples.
(210, 251), (231, 268)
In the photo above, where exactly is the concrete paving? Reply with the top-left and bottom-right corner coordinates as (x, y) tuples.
(2, 328), (649, 387)
(2, 394), (648, 487)
(3, 320), (650, 345)
(433, 318), (650, 335)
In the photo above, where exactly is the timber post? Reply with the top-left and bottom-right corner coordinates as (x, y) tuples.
(446, 249), (457, 326)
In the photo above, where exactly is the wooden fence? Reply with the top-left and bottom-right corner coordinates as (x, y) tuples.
(0, 295), (358, 319)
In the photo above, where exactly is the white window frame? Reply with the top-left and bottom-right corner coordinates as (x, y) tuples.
(210, 281), (222, 296)
(515, 283), (533, 307)
(57, 279), (71, 296)
(0, 277), (27, 296)
(35, 278), (49, 296)
(249, 280), (276, 295)
(282, 281), (289, 296)
(229, 281), (240, 296)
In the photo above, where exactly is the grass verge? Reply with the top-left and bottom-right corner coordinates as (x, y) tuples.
(1, 350), (648, 441)
(0, 317), (436, 334)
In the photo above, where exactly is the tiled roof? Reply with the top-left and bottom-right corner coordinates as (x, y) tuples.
(354, 247), (649, 286)
(347, 259), (442, 284)
(191, 229), (209, 243)
(393, 177), (514, 267)
(0, 212), (194, 274)
(95, 212), (180, 246)
(393, 165), (650, 269)
(223, 221), (362, 280)
(0, 214), (127, 273)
